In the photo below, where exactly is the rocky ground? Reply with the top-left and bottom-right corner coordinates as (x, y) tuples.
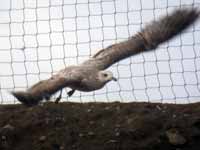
(0, 102), (200, 150)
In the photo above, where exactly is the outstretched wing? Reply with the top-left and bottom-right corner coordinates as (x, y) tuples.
(82, 8), (199, 70)
(11, 67), (82, 106)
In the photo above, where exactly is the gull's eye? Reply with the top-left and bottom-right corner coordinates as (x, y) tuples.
(103, 73), (108, 78)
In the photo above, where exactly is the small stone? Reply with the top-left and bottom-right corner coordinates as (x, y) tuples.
(45, 118), (51, 125)
(127, 118), (134, 124)
(115, 132), (120, 137)
(173, 114), (177, 118)
(107, 140), (117, 143)
(3, 124), (14, 131)
(88, 132), (95, 136)
(0, 124), (15, 138)
(1, 136), (6, 140)
(89, 121), (95, 125)
(156, 105), (162, 110)
(39, 136), (46, 142)
(79, 133), (84, 137)
(87, 109), (92, 113)
(166, 129), (186, 146)
(183, 114), (189, 117)
(116, 106), (120, 111)
(105, 106), (110, 110)
(115, 124), (121, 128)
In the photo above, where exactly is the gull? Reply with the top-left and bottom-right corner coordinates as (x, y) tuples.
(11, 8), (200, 106)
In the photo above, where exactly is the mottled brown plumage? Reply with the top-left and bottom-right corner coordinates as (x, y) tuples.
(11, 8), (200, 106)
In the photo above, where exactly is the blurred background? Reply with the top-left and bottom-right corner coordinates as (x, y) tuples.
(0, 0), (200, 104)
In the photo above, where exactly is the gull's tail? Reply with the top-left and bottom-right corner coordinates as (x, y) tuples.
(11, 75), (69, 106)
(11, 91), (40, 106)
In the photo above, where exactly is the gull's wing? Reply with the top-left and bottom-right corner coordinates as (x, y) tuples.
(11, 77), (69, 106)
(82, 8), (199, 70)
(11, 67), (82, 106)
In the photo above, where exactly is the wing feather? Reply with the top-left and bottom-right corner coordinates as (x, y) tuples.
(11, 68), (82, 106)
(82, 8), (199, 70)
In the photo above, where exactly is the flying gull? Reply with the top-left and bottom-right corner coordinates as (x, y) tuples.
(11, 8), (200, 106)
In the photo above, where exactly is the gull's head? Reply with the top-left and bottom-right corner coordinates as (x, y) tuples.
(98, 70), (117, 83)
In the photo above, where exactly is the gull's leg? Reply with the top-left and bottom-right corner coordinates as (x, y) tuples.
(55, 90), (63, 104)
(67, 89), (75, 97)
(44, 93), (51, 101)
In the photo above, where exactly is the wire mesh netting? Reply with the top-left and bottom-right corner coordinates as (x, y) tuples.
(0, 0), (200, 104)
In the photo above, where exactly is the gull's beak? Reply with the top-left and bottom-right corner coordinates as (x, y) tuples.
(112, 77), (117, 81)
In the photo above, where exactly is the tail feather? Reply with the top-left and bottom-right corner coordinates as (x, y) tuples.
(11, 76), (67, 106)
(11, 91), (39, 106)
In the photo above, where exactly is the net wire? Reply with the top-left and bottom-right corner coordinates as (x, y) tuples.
(0, 0), (199, 104)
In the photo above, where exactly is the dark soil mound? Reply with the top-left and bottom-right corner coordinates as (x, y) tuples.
(0, 102), (200, 150)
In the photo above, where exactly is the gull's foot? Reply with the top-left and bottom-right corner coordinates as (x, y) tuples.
(44, 94), (51, 101)
(55, 90), (62, 104)
(67, 89), (75, 97)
